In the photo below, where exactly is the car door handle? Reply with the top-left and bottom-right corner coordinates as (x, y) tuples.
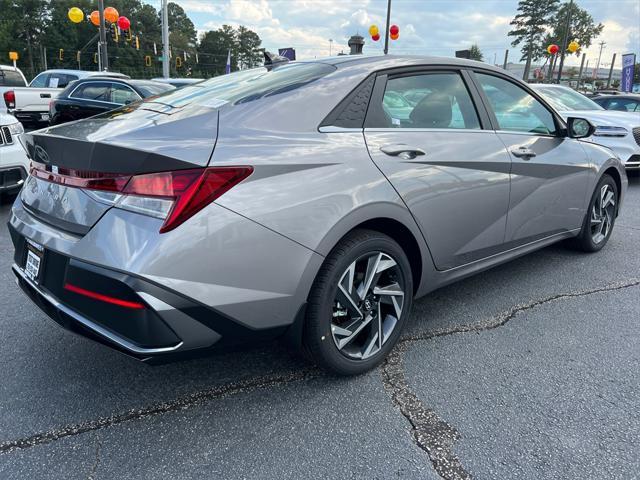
(40, 93), (51, 98)
(380, 144), (426, 160)
(510, 146), (537, 159)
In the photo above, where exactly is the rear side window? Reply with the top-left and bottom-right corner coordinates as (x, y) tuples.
(70, 82), (111, 102)
(144, 63), (336, 108)
(476, 73), (557, 135)
(0, 69), (26, 86)
(48, 73), (78, 88)
(378, 73), (481, 129)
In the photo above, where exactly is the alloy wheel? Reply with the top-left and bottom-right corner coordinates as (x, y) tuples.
(590, 183), (616, 245)
(331, 252), (405, 360)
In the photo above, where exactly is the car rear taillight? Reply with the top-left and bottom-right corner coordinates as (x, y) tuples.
(4, 90), (15, 109)
(30, 163), (253, 233)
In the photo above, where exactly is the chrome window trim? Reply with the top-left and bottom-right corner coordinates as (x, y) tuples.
(364, 127), (490, 134)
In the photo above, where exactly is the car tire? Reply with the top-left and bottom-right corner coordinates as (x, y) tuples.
(571, 174), (618, 252)
(303, 229), (413, 376)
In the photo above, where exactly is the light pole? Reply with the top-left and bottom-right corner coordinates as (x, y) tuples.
(97, 0), (108, 71)
(162, 0), (170, 79)
(383, 0), (392, 55)
(329, 39), (333, 56)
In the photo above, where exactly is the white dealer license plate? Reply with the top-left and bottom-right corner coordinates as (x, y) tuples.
(25, 240), (44, 283)
(40, 113), (50, 121)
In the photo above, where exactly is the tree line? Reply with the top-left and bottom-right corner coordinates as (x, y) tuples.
(0, 0), (263, 80)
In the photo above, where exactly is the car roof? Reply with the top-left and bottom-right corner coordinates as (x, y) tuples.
(38, 69), (129, 79)
(594, 94), (640, 99)
(302, 54), (508, 72)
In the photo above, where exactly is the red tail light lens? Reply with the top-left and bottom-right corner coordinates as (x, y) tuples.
(4, 90), (16, 109)
(30, 163), (253, 233)
(124, 167), (253, 233)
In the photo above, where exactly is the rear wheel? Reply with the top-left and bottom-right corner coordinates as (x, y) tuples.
(303, 230), (413, 375)
(571, 174), (618, 252)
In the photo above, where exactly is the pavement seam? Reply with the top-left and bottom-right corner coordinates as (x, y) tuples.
(380, 278), (640, 480)
(0, 369), (320, 455)
(86, 433), (101, 480)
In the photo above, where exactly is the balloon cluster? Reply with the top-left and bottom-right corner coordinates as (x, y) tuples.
(68, 6), (130, 31)
(368, 24), (400, 42)
(547, 41), (580, 55)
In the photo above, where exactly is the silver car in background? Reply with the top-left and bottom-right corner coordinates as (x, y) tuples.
(9, 56), (627, 375)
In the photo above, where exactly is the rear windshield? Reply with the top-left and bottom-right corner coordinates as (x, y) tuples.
(0, 69), (26, 86)
(143, 62), (336, 108)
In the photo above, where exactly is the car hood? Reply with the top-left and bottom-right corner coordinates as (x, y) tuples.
(560, 109), (640, 128)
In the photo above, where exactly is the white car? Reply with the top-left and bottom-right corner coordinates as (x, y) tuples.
(532, 84), (640, 169)
(0, 112), (29, 201)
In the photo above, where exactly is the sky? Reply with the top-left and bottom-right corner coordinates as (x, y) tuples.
(148, 0), (640, 69)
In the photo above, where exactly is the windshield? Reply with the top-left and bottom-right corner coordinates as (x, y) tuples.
(143, 62), (336, 109)
(536, 87), (603, 111)
(132, 81), (176, 97)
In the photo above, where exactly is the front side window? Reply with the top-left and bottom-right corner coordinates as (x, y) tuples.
(71, 82), (111, 102)
(109, 83), (141, 104)
(476, 74), (557, 135)
(29, 73), (48, 88)
(377, 72), (481, 129)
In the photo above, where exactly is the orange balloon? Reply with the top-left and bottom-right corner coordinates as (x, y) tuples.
(104, 6), (119, 23)
(390, 33), (399, 41)
(90, 10), (100, 26)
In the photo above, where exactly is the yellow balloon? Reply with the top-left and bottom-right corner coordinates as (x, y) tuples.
(568, 41), (580, 53)
(369, 24), (379, 37)
(68, 7), (84, 24)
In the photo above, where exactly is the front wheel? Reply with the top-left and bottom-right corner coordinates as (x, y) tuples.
(303, 229), (413, 375)
(571, 174), (618, 252)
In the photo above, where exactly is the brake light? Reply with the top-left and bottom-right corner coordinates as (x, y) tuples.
(4, 90), (15, 109)
(64, 283), (145, 309)
(30, 163), (253, 233)
(123, 167), (253, 233)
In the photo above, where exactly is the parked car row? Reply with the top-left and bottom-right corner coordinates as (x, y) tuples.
(0, 111), (29, 201)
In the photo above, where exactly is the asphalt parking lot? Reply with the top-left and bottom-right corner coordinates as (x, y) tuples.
(0, 174), (638, 480)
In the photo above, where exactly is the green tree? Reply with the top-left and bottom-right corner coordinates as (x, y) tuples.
(164, 2), (197, 77)
(508, 0), (560, 79)
(545, 2), (603, 58)
(236, 25), (262, 69)
(468, 44), (483, 62)
(197, 25), (237, 77)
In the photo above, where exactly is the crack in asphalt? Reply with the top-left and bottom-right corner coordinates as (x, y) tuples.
(0, 369), (320, 455)
(380, 277), (640, 480)
(86, 433), (101, 480)
(1, 277), (638, 479)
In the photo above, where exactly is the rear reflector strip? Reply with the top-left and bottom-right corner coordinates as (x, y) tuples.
(64, 283), (146, 309)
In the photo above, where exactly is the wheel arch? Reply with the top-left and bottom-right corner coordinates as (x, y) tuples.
(312, 202), (434, 296)
(601, 166), (622, 215)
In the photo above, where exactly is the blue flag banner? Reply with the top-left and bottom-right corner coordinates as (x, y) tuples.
(621, 53), (636, 93)
(225, 50), (231, 74)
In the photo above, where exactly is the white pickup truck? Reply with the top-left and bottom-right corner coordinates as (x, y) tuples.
(2, 67), (128, 125)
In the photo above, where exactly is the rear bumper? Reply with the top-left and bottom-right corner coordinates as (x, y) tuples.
(10, 110), (47, 124)
(9, 225), (292, 362)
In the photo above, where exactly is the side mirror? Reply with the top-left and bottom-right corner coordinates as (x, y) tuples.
(567, 117), (595, 139)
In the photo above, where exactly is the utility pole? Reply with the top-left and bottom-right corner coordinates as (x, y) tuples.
(162, 0), (170, 78)
(383, 0), (392, 55)
(577, 52), (586, 89)
(606, 53), (617, 88)
(595, 41), (606, 82)
(502, 49), (509, 69)
(97, 0), (108, 71)
(556, 0), (574, 83)
(329, 39), (333, 56)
